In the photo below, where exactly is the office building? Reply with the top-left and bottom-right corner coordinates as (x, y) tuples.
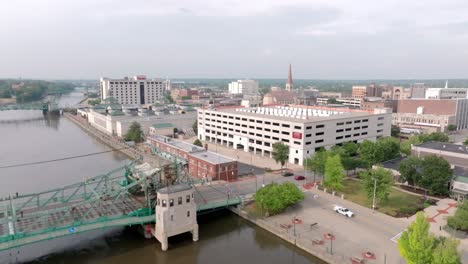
(197, 105), (391, 165)
(393, 99), (468, 131)
(228, 80), (259, 94)
(100, 75), (165, 105)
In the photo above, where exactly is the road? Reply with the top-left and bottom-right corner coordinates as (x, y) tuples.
(222, 173), (407, 263)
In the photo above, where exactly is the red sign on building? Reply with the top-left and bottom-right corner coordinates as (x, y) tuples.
(292, 132), (302, 139)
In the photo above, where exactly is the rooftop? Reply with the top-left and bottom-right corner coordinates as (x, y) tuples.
(414, 142), (468, 155)
(151, 123), (174, 129)
(149, 135), (236, 164)
(158, 184), (192, 194)
(381, 156), (407, 171)
(203, 105), (377, 123)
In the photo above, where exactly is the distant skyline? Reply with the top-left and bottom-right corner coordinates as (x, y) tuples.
(2, 0), (468, 79)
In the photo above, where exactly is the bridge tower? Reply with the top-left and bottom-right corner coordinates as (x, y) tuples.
(154, 184), (198, 251)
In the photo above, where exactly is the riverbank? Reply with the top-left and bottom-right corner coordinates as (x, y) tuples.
(229, 206), (338, 264)
(64, 113), (141, 160)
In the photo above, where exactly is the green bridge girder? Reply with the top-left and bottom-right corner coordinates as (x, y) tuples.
(0, 156), (242, 251)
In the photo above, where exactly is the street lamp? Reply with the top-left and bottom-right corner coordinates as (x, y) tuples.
(372, 178), (377, 211)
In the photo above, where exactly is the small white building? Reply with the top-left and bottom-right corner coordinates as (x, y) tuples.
(228, 80), (259, 95)
(154, 184), (198, 251)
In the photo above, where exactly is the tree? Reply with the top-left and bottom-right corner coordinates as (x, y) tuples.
(358, 140), (381, 168)
(447, 201), (468, 231)
(304, 149), (328, 177)
(193, 139), (203, 147)
(401, 136), (422, 155)
(398, 212), (436, 264)
(391, 125), (401, 138)
(343, 142), (359, 157)
(327, 97), (338, 104)
(272, 142), (289, 170)
(323, 155), (345, 191)
(419, 132), (449, 143)
(342, 156), (360, 176)
(463, 138), (468, 146)
(376, 137), (400, 162)
(254, 182), (304, 215)
(173, 127), (178, 137)
(432, 238), (461, 264)
(192, 120), (198, 135)
(124, 122), (144, 143)
(361, 168), (393, 204)
(420, 155), (452, 195)
(399, 156), (423, 187)
(447, 124), (457, 132)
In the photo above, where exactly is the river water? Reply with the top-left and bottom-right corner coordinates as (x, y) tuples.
(0, 92), (322, 264)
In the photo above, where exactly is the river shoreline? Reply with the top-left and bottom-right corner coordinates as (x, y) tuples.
(229, 206), (336, 264)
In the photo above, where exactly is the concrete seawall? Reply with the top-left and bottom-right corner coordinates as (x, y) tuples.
(229, 207), (345, 264)
(64, 113), (141, 160)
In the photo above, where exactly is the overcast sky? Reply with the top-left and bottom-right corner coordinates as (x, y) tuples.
(1, 0), (468, 79)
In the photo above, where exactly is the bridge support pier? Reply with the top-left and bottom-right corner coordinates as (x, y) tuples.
(192, 224), (199, 242)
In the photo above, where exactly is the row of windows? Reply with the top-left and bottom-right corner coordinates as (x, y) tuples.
(109, 81), (163, 85)
(157, 193), (194, 207)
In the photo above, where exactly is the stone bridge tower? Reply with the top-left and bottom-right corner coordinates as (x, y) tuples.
(154, 184), (198, 251)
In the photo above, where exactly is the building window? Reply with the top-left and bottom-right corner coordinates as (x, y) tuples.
(186, 195), (191, 203)
(316, 124), (325, 128)
(169, 199), (174, 207)
(282, 124), (290, 128)
(378, 117), (384, 120)
(354, 120), (361, 123)
(336, 136), (343, 140)
(315, 139), (324, 143)
(336, 129), (344, 133)
(178, 197), (182, 205)
(316, 132), (324, 136)
(162, 199), (167, 207)
(187, 211), (190, 217)
(337, 122), (344, 126)
(306, 126), (312, 129)
(294, 126), (301, 129)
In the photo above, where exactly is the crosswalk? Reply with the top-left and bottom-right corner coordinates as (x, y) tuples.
(390, 231), (403, 243)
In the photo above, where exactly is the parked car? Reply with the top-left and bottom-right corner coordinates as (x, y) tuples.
(333, 205), (354, 217)
(282, 171), (294, 177)
(294, 175), (305, 180)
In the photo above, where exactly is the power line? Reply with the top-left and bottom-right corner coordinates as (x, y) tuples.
(0, 146), (134, 169)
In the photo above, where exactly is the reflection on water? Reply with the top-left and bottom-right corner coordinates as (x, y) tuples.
(28, 211), (324, 264)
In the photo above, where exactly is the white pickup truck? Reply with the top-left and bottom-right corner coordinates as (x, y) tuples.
(333, 205), (354, 218)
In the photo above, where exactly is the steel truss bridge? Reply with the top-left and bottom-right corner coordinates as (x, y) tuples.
(0, 95), (60, 112)
(0, 159), (242, 251)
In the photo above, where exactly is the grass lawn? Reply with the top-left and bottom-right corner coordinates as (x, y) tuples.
(340, 179), (427, 217)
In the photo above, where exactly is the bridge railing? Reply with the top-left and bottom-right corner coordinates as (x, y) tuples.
(0, 172), (156, 244)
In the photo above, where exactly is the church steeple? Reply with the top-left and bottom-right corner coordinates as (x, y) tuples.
(285, 64), (293, 91)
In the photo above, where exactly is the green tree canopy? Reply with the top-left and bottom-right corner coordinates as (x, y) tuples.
(399, 156), (423, 186)
(324, 155), (345, 191)
(447, 201), (468, 231)
(124, 122), (144, 143)
(193, 139), (203, 147)
(391, 125), (400, 138)
(419, 132), (449, 143)
(376, 137), (400, 162)
(463, 138), (468, 146)
(432, 238), (461, 264)
(272, 142), (289, 169)
(358, 140), (383, 168)
(361, 167), (393, 204)
(401, 136), (422, 155)
(192, 120), (198, 134)
(447, 124), (457, 132)
(398, 212), (436, 264)
(254, 182), (305, 215)
(419, 155), (452, 195)
(342, 142), (359, 156)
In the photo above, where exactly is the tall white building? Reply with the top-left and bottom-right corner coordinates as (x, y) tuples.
(197, 105), (392, 165)
(100, 75), (165, 105)
(228, 80), (259, 94)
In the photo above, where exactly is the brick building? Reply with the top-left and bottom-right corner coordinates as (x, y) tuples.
(393, 99), (468, 131)
(147, 135), (237, 181)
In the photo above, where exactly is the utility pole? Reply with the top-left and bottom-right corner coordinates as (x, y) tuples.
(372, 178), (377, 211)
